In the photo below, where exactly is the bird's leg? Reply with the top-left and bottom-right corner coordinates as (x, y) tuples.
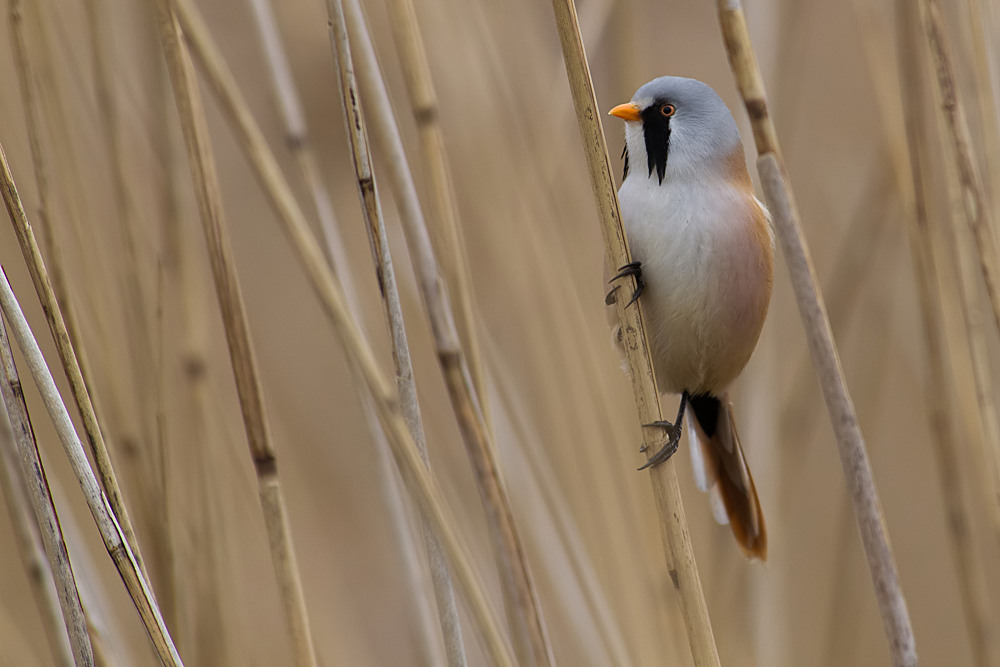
(638, 391), (688, 470)
(606, 261), (644, 307)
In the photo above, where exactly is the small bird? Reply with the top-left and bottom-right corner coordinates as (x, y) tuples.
(607, 76), (773, 559)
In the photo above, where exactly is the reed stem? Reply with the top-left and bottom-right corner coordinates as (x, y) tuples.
(245, 1), (457, 662)
(0, 259), (181, 665)
(149, 2), (318, 664)
(384, 0), (492, 429)
(716, 2), (916, 664)
(550, 1), (720, 664)
(896, 1), (998, 662)
(5, 0), (149, 590)
(0, 319), (88, 667)
(918, 0), (1000, 336)
(163, 0), (516, 661)
(337, 2), (554, 664)
(327, 1), (473, 663)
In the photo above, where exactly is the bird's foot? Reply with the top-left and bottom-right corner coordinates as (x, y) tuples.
(606, 261), (644, 307)
(638, 420), (682, 470)
(637, 392), (688, 470)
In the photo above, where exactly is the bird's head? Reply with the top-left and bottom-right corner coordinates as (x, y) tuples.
(609, 76), (743, 185)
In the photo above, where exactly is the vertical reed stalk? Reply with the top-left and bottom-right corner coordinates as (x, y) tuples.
(896, 1), (998, 663)
(337, 2), (555, 664)
(964, 0), (1000, 214)
(162, 0), (516, 661)
(550, 1), (720, 665)
(0, 260), (181, 664)
(148, 2), (318, 664)
(0, 323), (86, 667)
(384, 0), (492, 428)
(157, 51), (231, 665)
(244, 0), (352, 294)
(918, 0), (1000, 336)
(917, 0), (1000, 531)
(716, 2), (916, 665)
(6, 0), (149, 586)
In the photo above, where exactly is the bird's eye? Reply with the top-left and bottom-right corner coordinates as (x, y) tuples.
(660, 104), (676, 117)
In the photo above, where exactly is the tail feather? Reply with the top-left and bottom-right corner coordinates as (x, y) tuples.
(687, 393), (767, 560)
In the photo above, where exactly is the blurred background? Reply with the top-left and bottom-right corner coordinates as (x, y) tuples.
(0, 0), (997, 664)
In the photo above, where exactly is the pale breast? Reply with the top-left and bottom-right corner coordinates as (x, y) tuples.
(617, 176), (773, 395)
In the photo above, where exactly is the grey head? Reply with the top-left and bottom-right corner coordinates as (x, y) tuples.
(612, 76), (743, 184)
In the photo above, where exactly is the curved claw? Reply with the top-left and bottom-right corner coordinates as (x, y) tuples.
(638, 394), (688, 470)
(609, 261), (642, 283)
(638, 437), (679, 470)
(608, 261), (644, 307)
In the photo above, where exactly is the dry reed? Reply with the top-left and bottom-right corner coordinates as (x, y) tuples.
(0, 259), (181, 664)
(332, 1), (555, 663)
(149, 1), (319, 664)
(246, 1), (457, 662)
(326, 0), (483, 662)
(6, 0), (150, 587)
(331, 0), (474, 662)
(163, 0), (515, 662)
(6, 0), (89, 381)
(1, 0), (994, 664)
(895, 1), (998, 663)
(384, 0), (492, 429)
(0, 322), (85, 667)
(918, 0), (1000, 541)
(550, 0), (720, 665)
(917, 0), (1000, 338)
(716, 1), (916, 665)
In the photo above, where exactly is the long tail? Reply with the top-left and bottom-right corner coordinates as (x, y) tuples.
(686, 392), (767, 560)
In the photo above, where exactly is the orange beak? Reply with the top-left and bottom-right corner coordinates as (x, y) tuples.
(608, 102), (642, 122)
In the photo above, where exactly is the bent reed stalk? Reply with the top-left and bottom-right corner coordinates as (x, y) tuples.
(549, 1), (721, 666)
(716, 2), (917, 665)
(0, 262), (181, 665)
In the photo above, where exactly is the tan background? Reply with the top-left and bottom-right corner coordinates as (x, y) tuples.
(0, 0), (997, 664)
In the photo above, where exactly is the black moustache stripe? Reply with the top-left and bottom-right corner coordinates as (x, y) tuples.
(641, 105), (670, 185)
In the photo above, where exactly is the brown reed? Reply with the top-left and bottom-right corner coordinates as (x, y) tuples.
(149, 1), (318, 664)
(0, 260), (181, 664)
(716, 1), (917, 665)
(0, 320), (86, 667)
(164, 0), (515, 662)
(550, 0), (721, 665)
